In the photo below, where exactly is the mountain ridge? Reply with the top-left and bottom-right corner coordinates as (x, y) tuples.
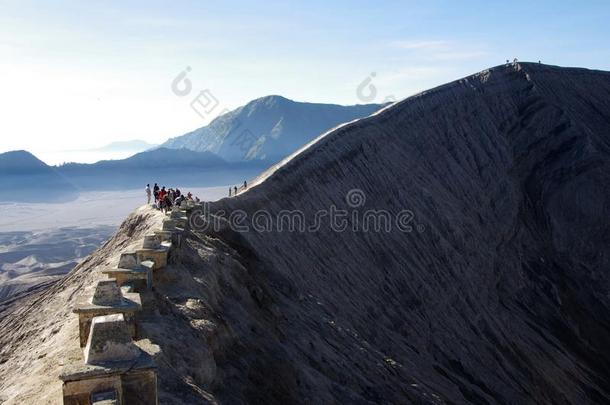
(0, 150), (78, 202)
(0, 150), (53, 174)
(55, 147), (261, 191)
(251, 62), (610, 188)
(57, 147), (227, 170)
(161, 95), (386, 162)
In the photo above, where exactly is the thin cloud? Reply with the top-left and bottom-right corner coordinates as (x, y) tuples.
(389, 39), (488, 61)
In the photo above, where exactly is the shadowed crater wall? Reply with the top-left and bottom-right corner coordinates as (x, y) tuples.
(185, 63), (610, 404)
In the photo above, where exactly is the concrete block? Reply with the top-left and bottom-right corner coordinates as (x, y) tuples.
(102, 259), (154, 292)
(61, 374), (122, 405)
(142, 235), (172, 251)
(74, 280), (142, 348)
(169, 210), (187, 220)
(162, 219), (178, 231)
(154, 230), (181, 248)
(121, 370), (158, 405)
(136, 249), (167, 270)
(60, 331), (157, 405)
(91, 280), (123, 306)
(153, 230), (172, 243)
(102, 269), (149, 292)
(142, 234), (161, 249)
(84, 314), (139, 365)
(118, 253), (138, 270)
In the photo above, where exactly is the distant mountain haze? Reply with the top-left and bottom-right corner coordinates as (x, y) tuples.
(29, 140), (159, 166)
(161, 95), (386, 162)
(0, 150), (78, 202)
(0, 148), (262, 200)
(0, 96), (387, 199)
(90, 140), (158, 152)
(58, 147), (226, 170)
(0, 150), (54, 174)
(55, 147), (263, 191)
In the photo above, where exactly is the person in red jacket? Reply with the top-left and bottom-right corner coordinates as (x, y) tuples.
(158, 187), (166, 200)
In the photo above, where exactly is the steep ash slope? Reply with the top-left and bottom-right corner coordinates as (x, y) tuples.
(184, 63), (610, 404)
(0, 208), (166, 404)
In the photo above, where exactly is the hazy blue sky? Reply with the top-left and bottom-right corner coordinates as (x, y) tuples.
(1, 0), (609, 161)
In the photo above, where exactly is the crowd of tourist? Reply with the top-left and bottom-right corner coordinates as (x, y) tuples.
(145, 183), (199, 213)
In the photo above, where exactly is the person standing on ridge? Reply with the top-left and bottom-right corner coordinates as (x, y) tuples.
(158, 187), (167, 212)
(229, 187), (232, 197)
(243, 180), (247, 189)
(145, 184), (151, 205)
(153, 183), (160, 203)
(158, 187), (166, 208)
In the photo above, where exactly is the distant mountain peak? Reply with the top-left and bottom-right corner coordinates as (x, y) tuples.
(254, 94), (291, 103)
(161, 96), (385, 163)
(0, 150), (49, 170)
(1, 149), (39, 159)
(0, 150), (78, 201)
